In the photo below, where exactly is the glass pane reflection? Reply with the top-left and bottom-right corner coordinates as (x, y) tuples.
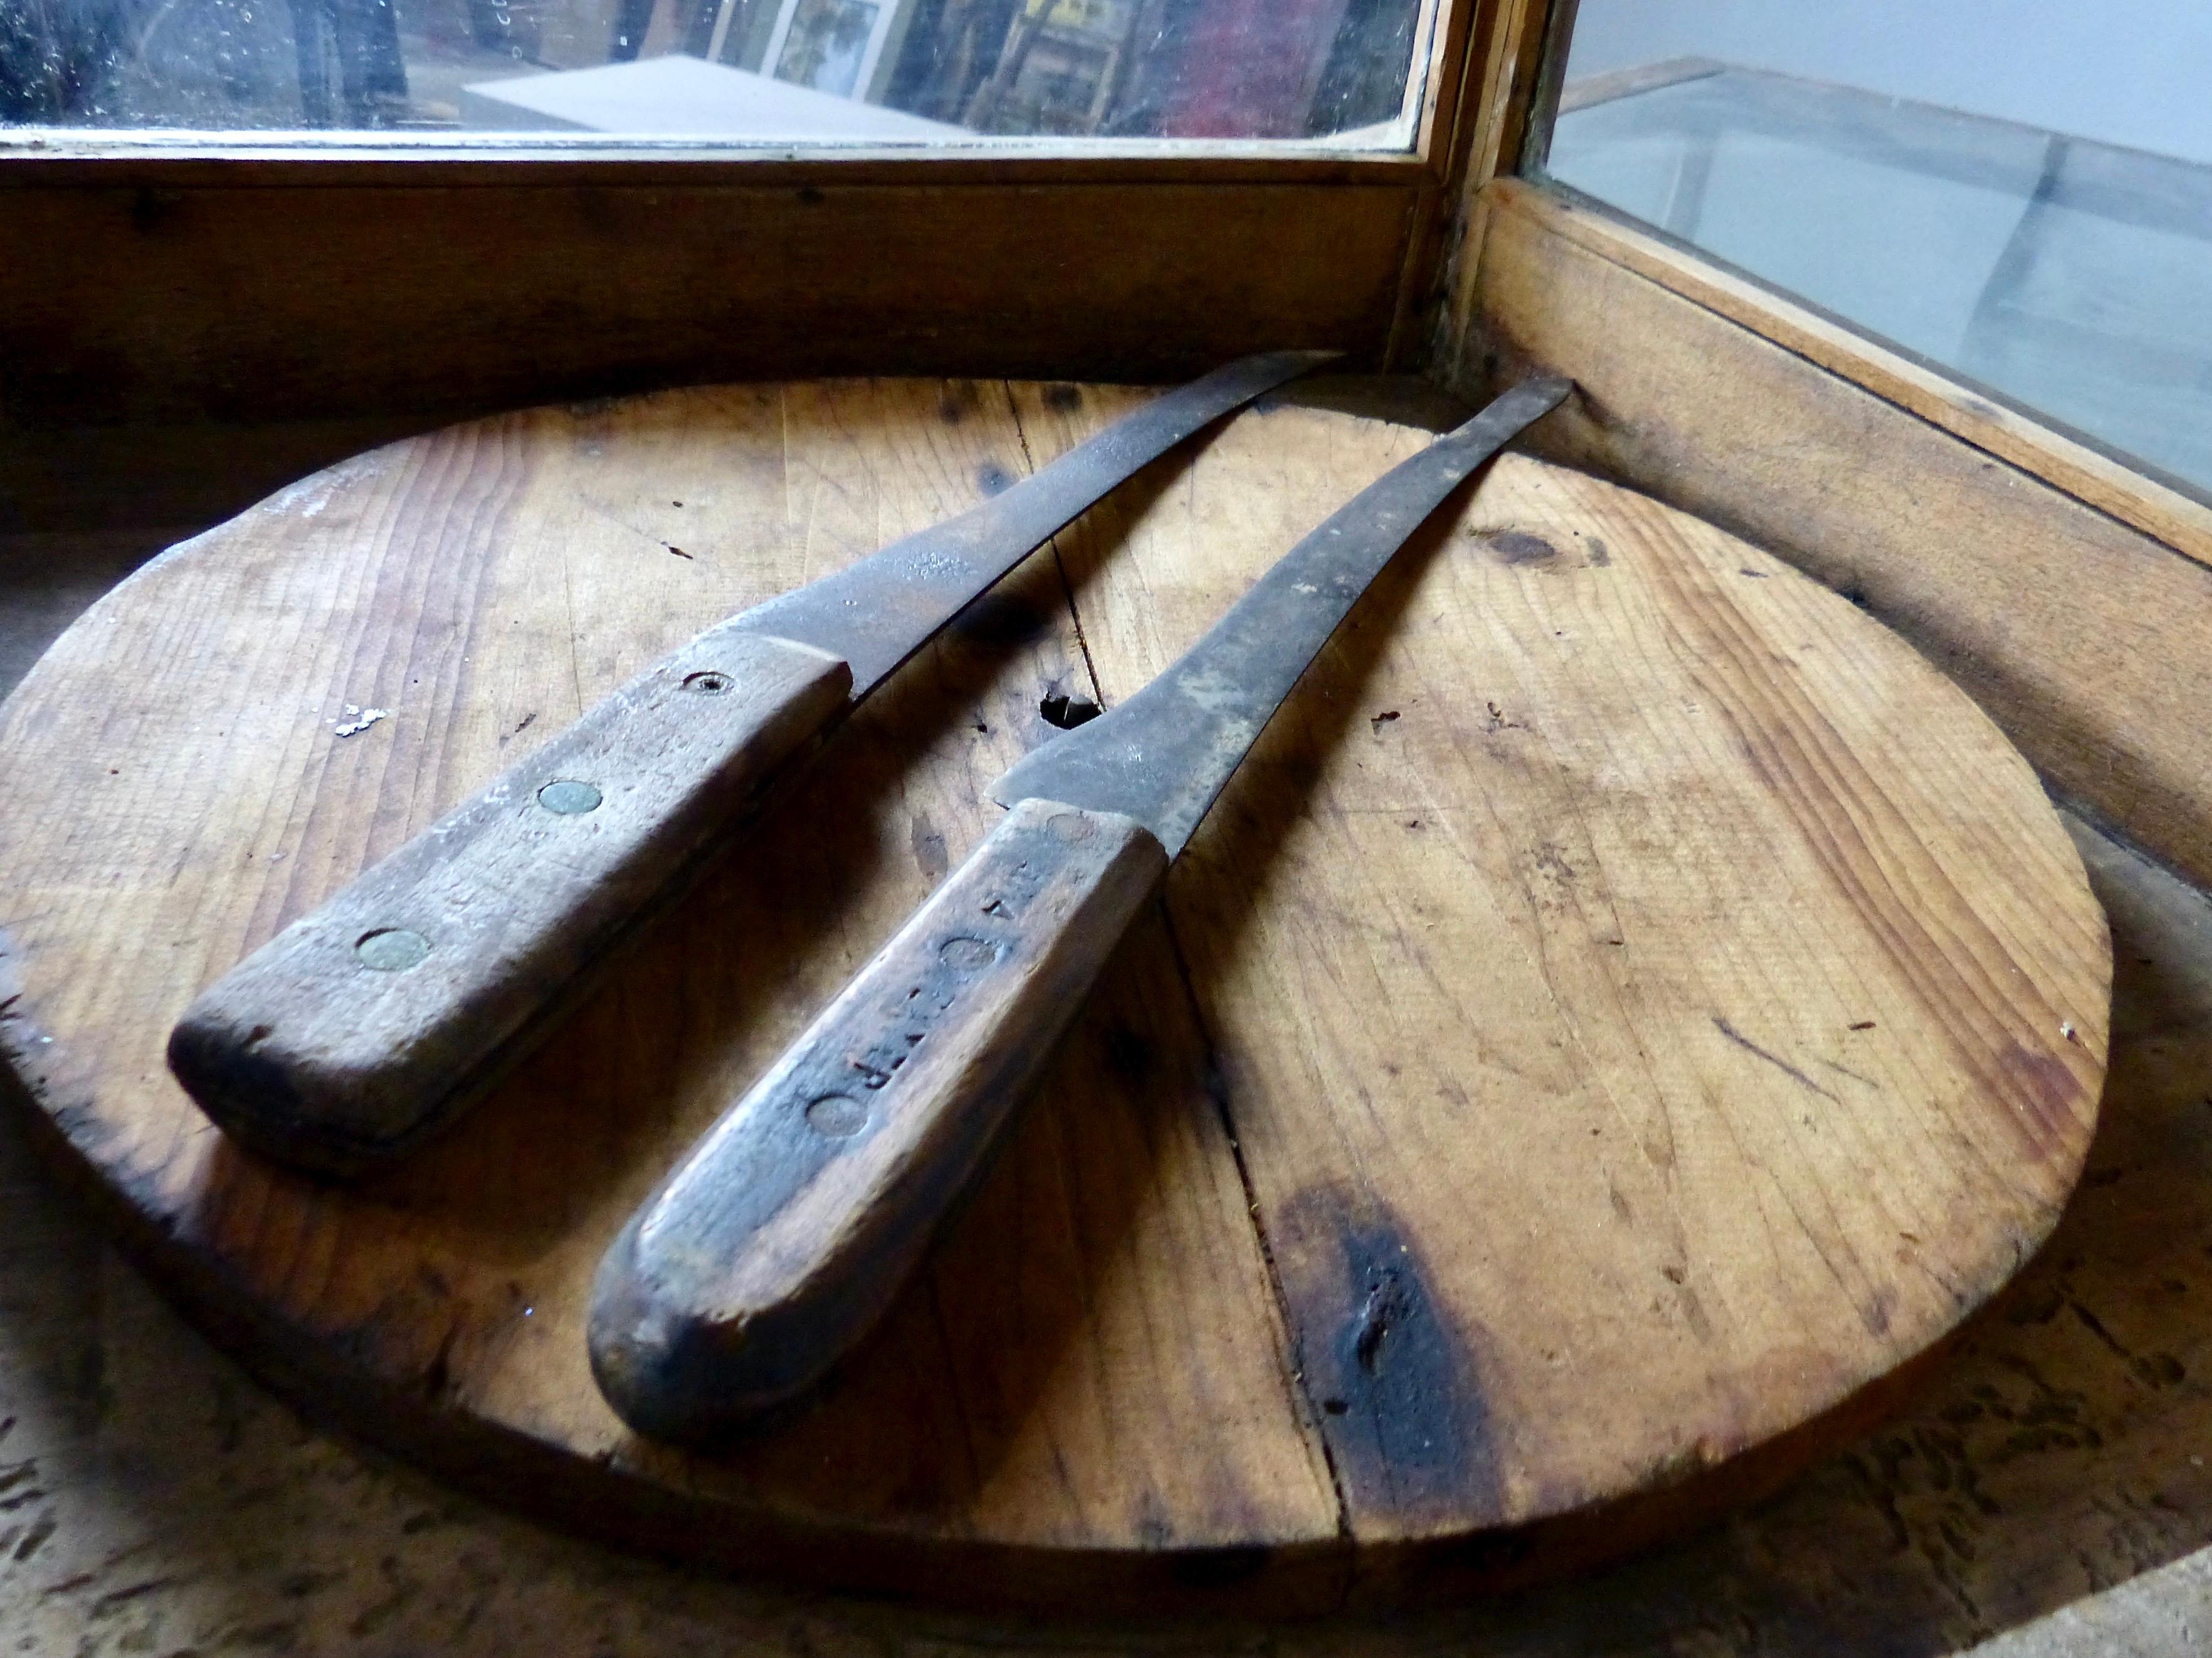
(1544, 4), (2212, 497)
(0, 0), (1433, 144)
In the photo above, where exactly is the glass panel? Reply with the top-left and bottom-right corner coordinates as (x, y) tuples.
(1544, 4), (2212, 497)
(0, 0), (1436, 145)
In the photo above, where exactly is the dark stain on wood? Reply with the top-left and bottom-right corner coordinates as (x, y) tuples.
(937, 382), (991, 426)
(1278, 1185), (1505, 1528)
(1487, 530), (1558, 566)
(1102, 1023), (1155, 1089)
(1043, 384), (1084, 413)
(976, 462), (1016, 497)
(908, 815), (949, 880)
(1999, 1038), (2088, 1159)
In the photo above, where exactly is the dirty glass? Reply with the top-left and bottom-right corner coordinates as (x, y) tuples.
(0, 0), (1436, 145)
(1542, 2), (2212, 497)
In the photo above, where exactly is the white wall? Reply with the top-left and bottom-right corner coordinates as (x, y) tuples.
(1566, 0), (2212, 166)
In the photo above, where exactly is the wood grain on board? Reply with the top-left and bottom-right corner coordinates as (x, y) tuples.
(0, 379), (2107, 1610)
(1462, 179), (2212, 898)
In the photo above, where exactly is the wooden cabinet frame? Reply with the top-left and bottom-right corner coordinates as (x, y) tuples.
(0, 0), (1488, 431)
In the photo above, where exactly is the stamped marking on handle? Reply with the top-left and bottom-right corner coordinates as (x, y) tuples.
(588, 796), (1167, 1443)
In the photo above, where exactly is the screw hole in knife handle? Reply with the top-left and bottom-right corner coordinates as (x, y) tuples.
(168, 621), (851, 1176)
(589, 797), (1166, 1445)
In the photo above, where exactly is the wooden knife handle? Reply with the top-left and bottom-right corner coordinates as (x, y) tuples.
(588, 796), (1167, 1444)
(168, 623), (853, 1176)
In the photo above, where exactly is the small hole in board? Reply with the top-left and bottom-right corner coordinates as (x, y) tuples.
(1039, 691), (1101, 730)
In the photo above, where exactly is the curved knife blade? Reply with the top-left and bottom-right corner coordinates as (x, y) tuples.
(736, 350), (1338, 694)
(990, 375), (1571, 852)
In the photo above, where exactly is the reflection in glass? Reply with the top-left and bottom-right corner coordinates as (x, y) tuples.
(770, 0), (882, 98)
(1544, 4), (2212, 497)
(0, 0), (1431, 144)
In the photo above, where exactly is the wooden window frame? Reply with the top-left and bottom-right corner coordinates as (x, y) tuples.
(1456, 0), (2212, 560)
(0, 0), (1501, 440)
(1438, 0), (2212, 899)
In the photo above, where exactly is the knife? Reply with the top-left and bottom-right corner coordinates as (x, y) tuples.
(168, 353), (1334, 1178)
(586, 376), (1572, 1443)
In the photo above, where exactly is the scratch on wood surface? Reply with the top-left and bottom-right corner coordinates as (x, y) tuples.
(1714, 1016), (1841, 1104)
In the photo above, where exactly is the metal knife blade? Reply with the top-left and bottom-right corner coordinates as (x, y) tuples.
(737, 350), (1338, 694)
(990, 374), (1571, 852)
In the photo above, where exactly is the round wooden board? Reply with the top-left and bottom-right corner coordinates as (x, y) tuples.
(0, 380), (2110, 1613)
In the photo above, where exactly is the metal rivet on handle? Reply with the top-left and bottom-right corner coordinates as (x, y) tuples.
(939, 936), (997, 972)
(805, 1094), (869, 1139)
(356, 928), (431, 973)
(683, 670), (734, 695)
(538, 779), (603, 815)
